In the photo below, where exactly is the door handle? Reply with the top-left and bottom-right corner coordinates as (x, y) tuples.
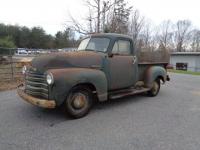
(132, 56), (137, 64)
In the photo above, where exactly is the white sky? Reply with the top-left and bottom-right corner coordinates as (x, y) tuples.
(0, 0), (200, 35)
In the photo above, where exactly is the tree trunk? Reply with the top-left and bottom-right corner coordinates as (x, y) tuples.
(97, 0), (100, 33)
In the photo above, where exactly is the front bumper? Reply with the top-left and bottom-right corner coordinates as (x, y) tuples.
(17, 85), (56, 109)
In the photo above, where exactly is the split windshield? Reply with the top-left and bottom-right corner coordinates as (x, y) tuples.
(77, 37), (110, 52)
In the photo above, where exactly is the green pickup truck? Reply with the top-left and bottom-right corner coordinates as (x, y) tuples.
(18, 33), (170, 118)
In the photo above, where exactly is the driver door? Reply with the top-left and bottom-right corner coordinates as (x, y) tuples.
(108, 39), (137, 90)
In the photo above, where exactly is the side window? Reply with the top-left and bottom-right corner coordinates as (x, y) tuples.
(112, 40), (131, 55)
(112, 42), (118, 53)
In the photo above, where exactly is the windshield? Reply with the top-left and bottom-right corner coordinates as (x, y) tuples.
(78, 37), (110, 52)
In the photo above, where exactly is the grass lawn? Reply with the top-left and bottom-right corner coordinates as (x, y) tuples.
(168, 69), (200, 76)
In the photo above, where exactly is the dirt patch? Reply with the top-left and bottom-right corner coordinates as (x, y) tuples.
(0, 79), (23, 91)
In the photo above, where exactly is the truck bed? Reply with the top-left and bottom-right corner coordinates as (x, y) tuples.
(138, 49), (169, 64)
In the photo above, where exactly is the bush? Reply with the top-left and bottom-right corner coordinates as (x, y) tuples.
(0, 36), (16, 48)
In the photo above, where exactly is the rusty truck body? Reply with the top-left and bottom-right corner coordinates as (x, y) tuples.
(18, 33), (170, 118)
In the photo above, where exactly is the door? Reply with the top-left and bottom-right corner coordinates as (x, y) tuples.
(108, 39), (138, 90)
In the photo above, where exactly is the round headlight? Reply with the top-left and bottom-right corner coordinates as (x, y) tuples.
(22, 66), (27, 74)
(46, 73), (54, 85)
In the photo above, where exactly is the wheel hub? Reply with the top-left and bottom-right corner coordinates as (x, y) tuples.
(72, 93), (86, 109)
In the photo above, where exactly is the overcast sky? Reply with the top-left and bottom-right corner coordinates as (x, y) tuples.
(0, 0), (199, 35)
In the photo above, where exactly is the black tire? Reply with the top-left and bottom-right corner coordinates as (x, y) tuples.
(64, 86), (93, 119)
(147, 79), (160, 97)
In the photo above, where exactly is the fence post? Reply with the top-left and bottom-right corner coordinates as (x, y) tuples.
(10, 49), (14, 80)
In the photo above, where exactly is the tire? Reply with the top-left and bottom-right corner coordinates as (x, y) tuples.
(147, 79), (160, 97)
(64, 86), (93, 119)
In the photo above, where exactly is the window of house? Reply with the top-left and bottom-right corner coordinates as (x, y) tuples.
(176, 63), (188, 71)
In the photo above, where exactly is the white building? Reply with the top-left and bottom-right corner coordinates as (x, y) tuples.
(170, 52), (200, 72)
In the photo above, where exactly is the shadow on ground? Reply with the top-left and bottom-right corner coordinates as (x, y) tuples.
(19, 93), (150, 124)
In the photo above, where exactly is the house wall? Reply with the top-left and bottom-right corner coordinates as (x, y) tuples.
(196, 56), (200, 72)
(170, 55), (199, 72)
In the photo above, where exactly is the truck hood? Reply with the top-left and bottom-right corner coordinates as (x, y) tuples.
(31, 51), (106, 72)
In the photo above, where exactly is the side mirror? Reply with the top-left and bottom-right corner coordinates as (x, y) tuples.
(108, 53), (114, 58)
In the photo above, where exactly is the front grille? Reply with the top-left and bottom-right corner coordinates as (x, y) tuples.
(25, 70), (49, 99)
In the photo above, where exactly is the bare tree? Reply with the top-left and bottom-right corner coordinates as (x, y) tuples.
(67, 0), (120, 34)
(174, 20), (192, 52)
(138, 20), (164, 52)
(108, 0), (132, 34)
(157, 20), (173, 50)
(129, 10), (144, 48)
(140, 21), (152, 49)
(190, 29), (200, 52)
(86, 0), (102, 32)
(86, 7), (94, 33)
(101, 0), (114, 32)
(67, 14), (90, 35)
(66, 1), (197, 54)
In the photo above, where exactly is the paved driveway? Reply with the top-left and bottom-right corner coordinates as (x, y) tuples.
(0, 73), (200, 150)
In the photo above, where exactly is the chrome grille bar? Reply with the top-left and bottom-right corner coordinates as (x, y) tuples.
(25, 70), (49, 99)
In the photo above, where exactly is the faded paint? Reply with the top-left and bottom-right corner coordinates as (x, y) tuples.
(18, 33), (169, 109)
(17, 86), (56, 108)
(31, 51), (106, 73)
(144, 66), (167, 88)
(48, 68), (107, 105)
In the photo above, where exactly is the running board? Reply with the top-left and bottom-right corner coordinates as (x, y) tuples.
(109, 87), (150, 99)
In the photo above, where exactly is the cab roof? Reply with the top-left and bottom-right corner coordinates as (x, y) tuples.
(89, 33), (132, 40)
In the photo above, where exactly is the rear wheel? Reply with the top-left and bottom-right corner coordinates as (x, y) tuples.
(64, 86), (93, 119)
(147, 79), (160, 97)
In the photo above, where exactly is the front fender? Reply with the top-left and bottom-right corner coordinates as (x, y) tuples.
(144, 66), (167, 88)
(48, 68), (108, 106)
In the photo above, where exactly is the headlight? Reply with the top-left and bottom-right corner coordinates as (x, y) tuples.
(46, 73), (54, 85)
(22, 66), (27, 74)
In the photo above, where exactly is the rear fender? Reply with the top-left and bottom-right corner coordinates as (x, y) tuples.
(48, 68), (108, 106)
(144, 66), (167, 88)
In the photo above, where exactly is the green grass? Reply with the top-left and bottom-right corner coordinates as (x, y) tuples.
(168, 69), (200, 76)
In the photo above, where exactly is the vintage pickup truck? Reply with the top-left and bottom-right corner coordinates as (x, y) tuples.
(18, 33), (170, 118)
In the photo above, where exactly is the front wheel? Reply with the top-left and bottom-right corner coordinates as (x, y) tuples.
(64, 86), (93, 119)
(147, 79), (160, 97)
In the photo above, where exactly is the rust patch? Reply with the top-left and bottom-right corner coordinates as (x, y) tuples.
(17, 87), (56, 108)
(31, 51), (104, 72)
